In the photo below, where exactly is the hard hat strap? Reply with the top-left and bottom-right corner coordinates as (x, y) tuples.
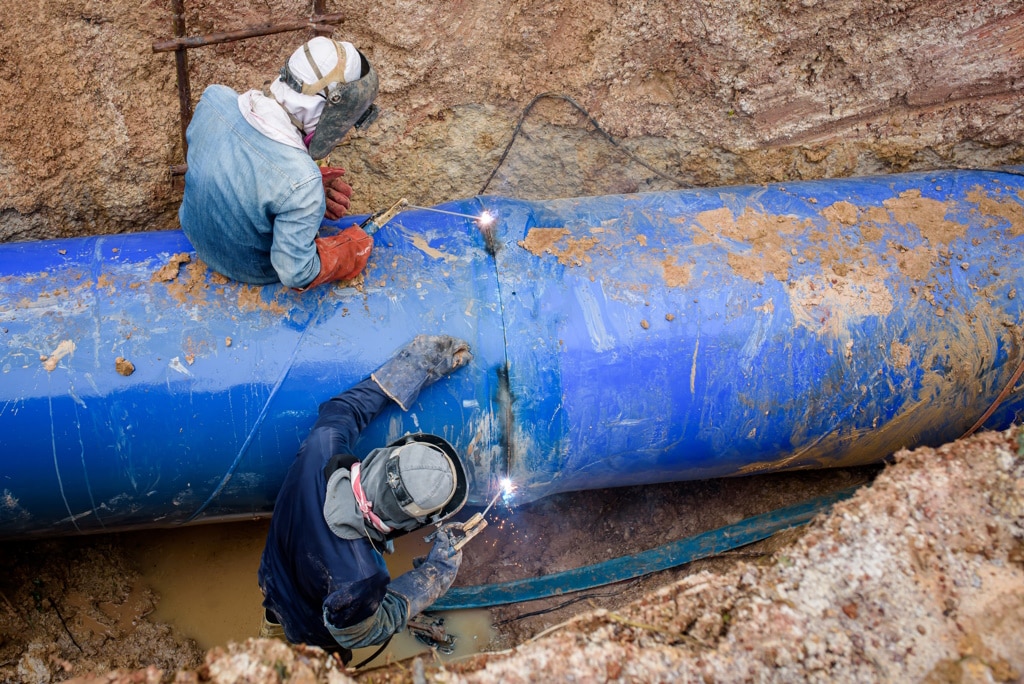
(298, 41), (348, 97)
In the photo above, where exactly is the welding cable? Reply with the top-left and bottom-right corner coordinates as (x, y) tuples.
(428, 484), (863, 611)
(479, 92), (692, 195)
(349, 634), (393, 671)
(493, 580), (642, 626)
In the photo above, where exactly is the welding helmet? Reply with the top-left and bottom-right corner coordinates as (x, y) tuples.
(279, 36), (379, 160)
(324, 433), (469, 542)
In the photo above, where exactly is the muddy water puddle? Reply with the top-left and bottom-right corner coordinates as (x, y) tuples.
(121, 519), (495, 668)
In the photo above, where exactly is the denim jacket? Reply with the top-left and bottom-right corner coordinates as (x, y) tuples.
(178, 85), (325, 288)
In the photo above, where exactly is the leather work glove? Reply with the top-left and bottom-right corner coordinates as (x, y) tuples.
(427, 525), (460, 561)
(413, 524), (460, 568)
(387, 527), (463, 618)
(371, 335), (473, 411)
(320, 166), (353, 220)
(300, 226), (373, 290)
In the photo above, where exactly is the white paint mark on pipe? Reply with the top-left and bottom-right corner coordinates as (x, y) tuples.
(690, 336), (700, 395)
(169, 357), (192, 376)
(56, 509), (95, 524)
(574, 283), (615, 353)
(68, 387), (87, 409)
(740, 301), (774, 371)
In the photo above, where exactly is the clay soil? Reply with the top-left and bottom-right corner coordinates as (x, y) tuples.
(2, 429), (1021, 683)
(3, 0), (1024, 682)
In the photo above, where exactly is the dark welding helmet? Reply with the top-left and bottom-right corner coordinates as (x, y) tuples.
(280, 39), (380, 160)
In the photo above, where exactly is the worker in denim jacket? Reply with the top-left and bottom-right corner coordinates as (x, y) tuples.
(179, 36), (379, 290)
(258, 335), (472, 663)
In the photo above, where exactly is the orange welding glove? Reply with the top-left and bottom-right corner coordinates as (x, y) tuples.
(301, 226), (373, 290)
(320, 166), (353, 220)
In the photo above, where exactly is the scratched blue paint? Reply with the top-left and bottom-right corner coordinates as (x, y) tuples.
(2, 169), (1024, 538)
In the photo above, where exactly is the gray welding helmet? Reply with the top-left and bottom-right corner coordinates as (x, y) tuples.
(363, 433), (469, 538)
(324, 433), (469, 542)
(279, 38), (380, 160)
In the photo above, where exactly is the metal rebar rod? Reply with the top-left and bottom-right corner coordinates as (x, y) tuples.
(171, 0), (192, 158)
(152, 13), (345, 53)
(312, 0), (332, 37)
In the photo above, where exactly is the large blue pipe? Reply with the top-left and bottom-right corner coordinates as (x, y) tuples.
(2, 168), (1023, 539)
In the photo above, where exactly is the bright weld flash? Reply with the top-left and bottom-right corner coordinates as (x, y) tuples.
(405, 204), (495, 226)
(476, 210), (496, 227)
(499, 477), (516, 503)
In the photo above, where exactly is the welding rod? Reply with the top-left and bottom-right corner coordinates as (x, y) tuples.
(405, 205), (486, 221)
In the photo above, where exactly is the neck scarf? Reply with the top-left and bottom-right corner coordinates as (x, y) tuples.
(351, 462), (393, 535)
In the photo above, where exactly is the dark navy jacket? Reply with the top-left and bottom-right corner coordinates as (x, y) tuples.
(258, 378), (391, 650)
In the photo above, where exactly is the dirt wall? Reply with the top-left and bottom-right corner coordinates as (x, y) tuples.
(2, 0), (1022, 242)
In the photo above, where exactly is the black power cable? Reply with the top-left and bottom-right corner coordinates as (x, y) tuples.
(479, 92), (692, 195)
(348, 634), (393, 671)
(494, 580), (642, 626)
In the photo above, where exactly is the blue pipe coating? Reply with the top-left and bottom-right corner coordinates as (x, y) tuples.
(2, 169), (1023, 539)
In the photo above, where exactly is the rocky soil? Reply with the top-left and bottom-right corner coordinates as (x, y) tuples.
(2, 0), (1023, 242)
(434, 427), (1024, 684)
(2, 0), (1024, 682)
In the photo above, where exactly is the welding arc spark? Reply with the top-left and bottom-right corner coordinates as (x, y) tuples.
(406, 204), (495, 227)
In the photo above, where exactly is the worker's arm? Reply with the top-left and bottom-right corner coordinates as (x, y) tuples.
(297, 378), (391, 464)
(299, 334), (472, 466)
(322, 528), (463, 649)
(269, 175), (370, 291)
(268, 177), (326, 289)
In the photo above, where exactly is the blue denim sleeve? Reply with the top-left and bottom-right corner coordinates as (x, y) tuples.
(269, 176), (327, 289)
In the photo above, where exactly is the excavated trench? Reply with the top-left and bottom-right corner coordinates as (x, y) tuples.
(3, 0), (1024, 680)
(0, 464), (881, 678)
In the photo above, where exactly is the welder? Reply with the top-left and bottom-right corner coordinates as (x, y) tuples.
(258, 335), (472, 664)
(179, 35), (379, 290)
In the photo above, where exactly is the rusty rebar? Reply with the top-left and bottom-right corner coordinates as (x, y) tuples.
(312, 0), (332, 37)
(152, 13), (345, 52)
(156, 4), (345, 174)
(170, 0), (192, 159)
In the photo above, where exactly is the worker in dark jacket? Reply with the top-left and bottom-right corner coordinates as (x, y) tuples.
(258, 335), (472, 662)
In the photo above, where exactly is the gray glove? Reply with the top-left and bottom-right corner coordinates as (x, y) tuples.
(371, 335), (472, 411)
(387, 527), (463, 618)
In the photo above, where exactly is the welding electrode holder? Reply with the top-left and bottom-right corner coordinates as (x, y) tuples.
(425, 511), (488, 552)
(359, 197), (408, 236)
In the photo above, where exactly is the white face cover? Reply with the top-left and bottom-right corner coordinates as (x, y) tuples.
(278, 37), (379, 159)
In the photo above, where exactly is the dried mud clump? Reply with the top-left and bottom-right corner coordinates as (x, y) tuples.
(41, 339), (76, 372)
(115, 356), (136, 376)
(152, 254), (191, 283)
